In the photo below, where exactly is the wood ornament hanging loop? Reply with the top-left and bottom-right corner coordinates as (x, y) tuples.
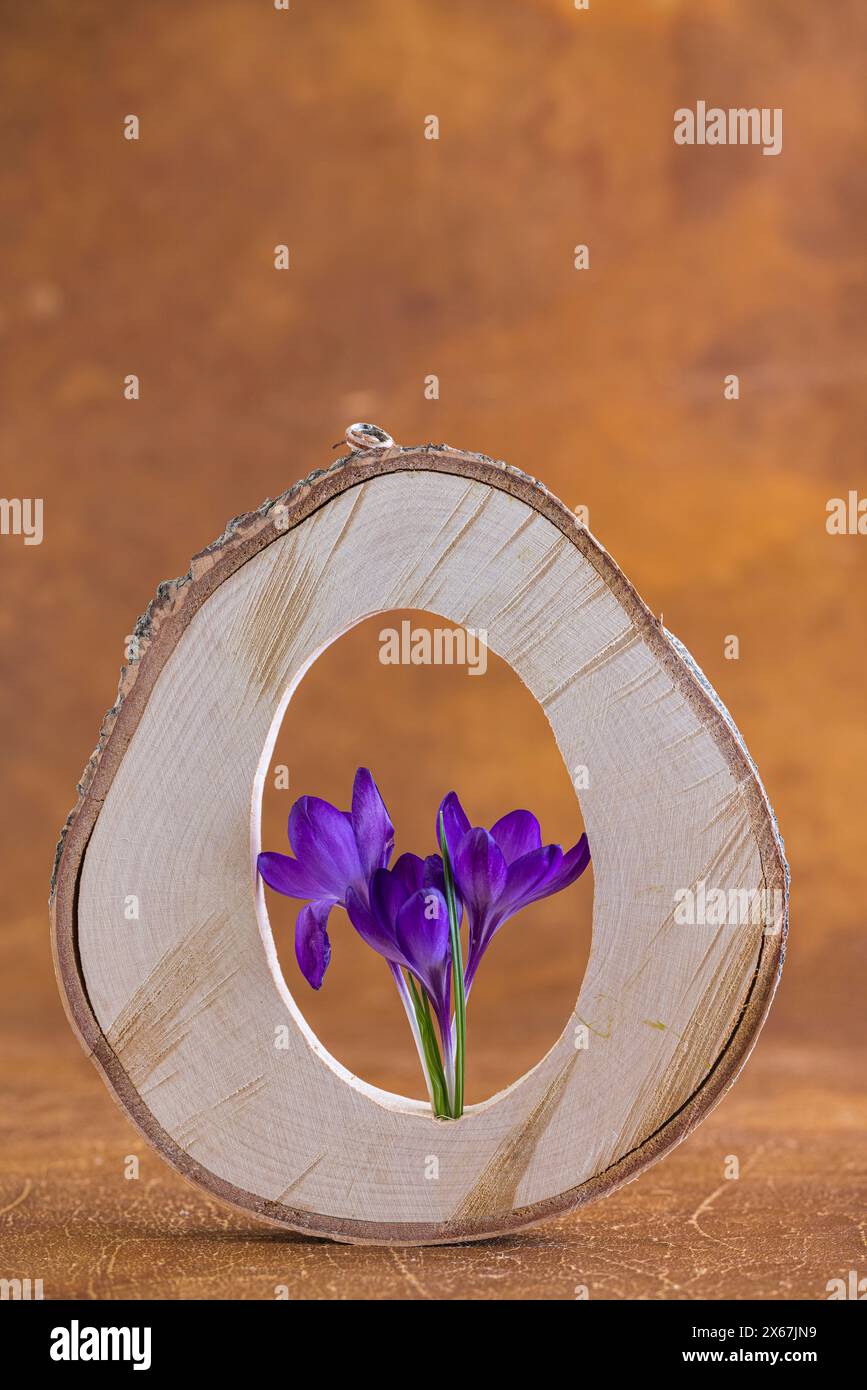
(333, 421), (395, 451)
(49, 444), (787, 1246)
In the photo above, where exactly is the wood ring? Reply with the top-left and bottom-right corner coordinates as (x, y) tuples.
(50, 446), (787, 1245)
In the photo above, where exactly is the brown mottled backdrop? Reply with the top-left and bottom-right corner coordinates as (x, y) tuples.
(1, 0), (865, 1298)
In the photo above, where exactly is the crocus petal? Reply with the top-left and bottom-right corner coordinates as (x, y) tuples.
(257, 851), (322, 901)
(453, 827), (508, 914)
(500, 844), (564, 916)
(546, 833), (591, 893)
(423, 854), (463, 924)
(391, 852), (425, 897)
(490, 809), (542, 865)
(287, 795), (362, 897)
(370, 865), (413, 940)
(437, 791), (471, 863)
(466, 837), (590, 989)
(463, 844), (554, 991)
(346, 885), (407, 967)
(351, 767), (395, 881)
(295, 899), (334, 989)
(423, 853), (445, 890)
(394, 888), (452, 1021)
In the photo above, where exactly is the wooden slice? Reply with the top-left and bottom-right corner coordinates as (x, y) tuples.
(50, 445), (787, 1245)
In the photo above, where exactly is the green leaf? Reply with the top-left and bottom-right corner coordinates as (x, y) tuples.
(407, 973), (450, 1118)
(439, 812), (467, 1118)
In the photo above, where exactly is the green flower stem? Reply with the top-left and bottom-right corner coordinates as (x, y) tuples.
(389, 961), (435, 1109)
(406, 974), (450, 1119)
(439, 812), (466, 1118)
(421, 985), (454, 1114)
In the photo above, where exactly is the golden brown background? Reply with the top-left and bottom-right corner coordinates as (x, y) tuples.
(1, 0), (865, 1298)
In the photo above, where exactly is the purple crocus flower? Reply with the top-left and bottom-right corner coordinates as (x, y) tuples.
(438, 792), (591, 992)
(346, 852), (459, 1107)
(257, 767), (394, 989)
(347, 853), (453, 1030)
(258, 768), (592, 1119)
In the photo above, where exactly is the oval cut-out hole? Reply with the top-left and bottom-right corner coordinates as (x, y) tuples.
(259, 609), (593, 1106)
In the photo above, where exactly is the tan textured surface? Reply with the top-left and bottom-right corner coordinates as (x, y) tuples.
(2, 909), (865, 1297)
(0, 0), (864, 1294)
